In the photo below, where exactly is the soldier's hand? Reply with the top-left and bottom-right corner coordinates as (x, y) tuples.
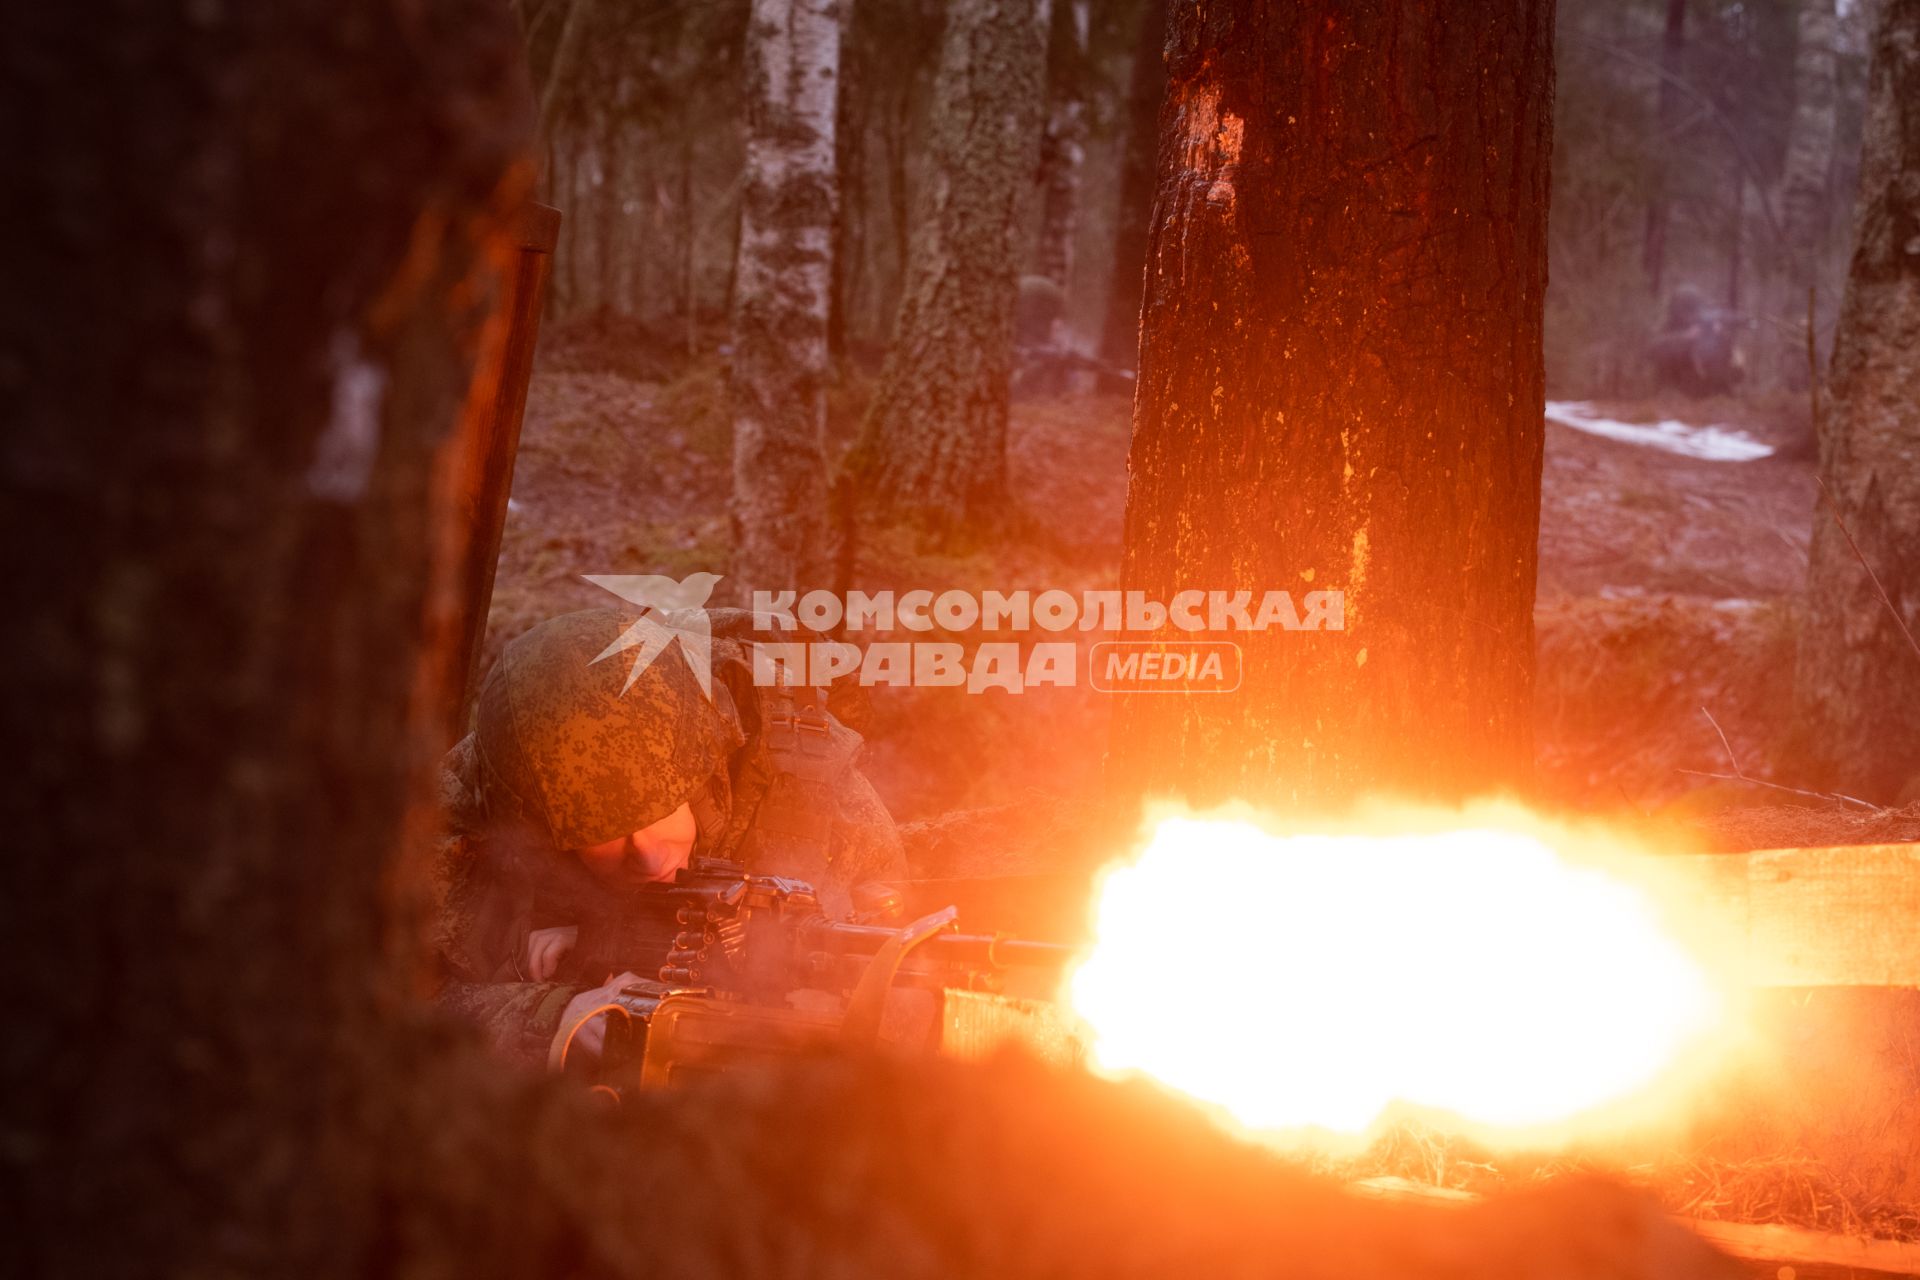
(527, 925), (578, 981)
(553, 971), (643, 1065)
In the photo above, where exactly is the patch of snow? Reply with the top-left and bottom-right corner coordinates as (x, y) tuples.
(1545, 401), (1773, 462)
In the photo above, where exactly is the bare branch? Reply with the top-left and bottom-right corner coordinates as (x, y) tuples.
(1701, 707), (1741, 774)
(1676, 768), (1882, 813)
(1684, 707), (1885, 813)
(1816, 476), (1920, 667)
(1565, 33), (1786, 250)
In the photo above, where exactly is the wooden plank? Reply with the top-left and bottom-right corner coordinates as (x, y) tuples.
(1664, 845), (1920, 988)
(895, 844), (1920, 989)
(936, 988), (1089, 1067)
(1685, 1216), (1920, 1277)
(1745, 845), (1920, 988)
(1350, 1176), (1920, 1276)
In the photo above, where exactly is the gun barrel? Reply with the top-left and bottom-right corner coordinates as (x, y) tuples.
(812, 921), (1074, 971)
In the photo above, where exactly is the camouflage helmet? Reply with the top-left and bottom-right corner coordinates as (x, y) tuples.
(473, 609), (741, 851)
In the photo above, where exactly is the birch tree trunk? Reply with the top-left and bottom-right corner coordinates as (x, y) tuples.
(729, 0), (844, 598)
(856, 0), (1051, 538)
(1107, 0), (1555, 810)
(1792, 0), (1920, 803)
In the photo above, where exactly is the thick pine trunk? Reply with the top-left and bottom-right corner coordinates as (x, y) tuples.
(1792, 0), (1920, 803)
(857, 0), (1051, 537)
(1099, 0), (1169, 367)
(729, 0), (844, 598)
(1108, 0), (1555, 810)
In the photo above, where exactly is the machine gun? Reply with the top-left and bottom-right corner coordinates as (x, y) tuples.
(549, 857), (1082, 1092)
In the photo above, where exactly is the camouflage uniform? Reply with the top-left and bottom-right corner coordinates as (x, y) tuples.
(431, 608), (905, 1066)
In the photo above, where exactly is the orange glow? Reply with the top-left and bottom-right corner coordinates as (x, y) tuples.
(1064, 805), (1737, 1148)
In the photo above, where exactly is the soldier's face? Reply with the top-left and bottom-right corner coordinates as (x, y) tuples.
(575, 802), (698, 886)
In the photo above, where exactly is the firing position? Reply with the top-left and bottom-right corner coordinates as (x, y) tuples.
(430, 608), (905, 1067)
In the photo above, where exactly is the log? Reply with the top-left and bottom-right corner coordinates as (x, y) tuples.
(896, 843), (1920, 989)
(1668, 844), (1920, 988)
(1684, 1216), (1920, 1278)
(1354, 1176), (1920, 1277)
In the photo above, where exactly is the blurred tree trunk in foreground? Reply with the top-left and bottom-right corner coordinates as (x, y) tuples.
(2, 0), (548, 1269)
(729, 0), (843, 598)
(1793, 0), (1920, 804)
(854, 0), (1051, 538)
(1099, 0), (1167, 367)
(1108, 0), (1554, 810)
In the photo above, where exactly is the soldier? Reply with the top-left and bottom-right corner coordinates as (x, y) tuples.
(431, 607), (904, 1068)
(1647, 285), (1748, 397)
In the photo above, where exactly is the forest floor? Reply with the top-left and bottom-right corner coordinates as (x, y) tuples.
(485, 316), (1920, 1247)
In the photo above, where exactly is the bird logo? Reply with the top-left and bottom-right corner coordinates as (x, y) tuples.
(581, 572), (723, 700)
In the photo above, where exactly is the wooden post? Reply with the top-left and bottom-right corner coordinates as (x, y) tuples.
(444, 200), (561, 737)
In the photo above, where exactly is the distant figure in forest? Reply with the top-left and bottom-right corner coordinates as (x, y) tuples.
(430, 608), (904, 1068)
(1012, 274), (1132, 397)
(1647, 285), (1748, 397)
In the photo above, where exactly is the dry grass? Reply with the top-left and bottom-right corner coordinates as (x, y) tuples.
(1534, 595), (1802, 812)
(1649, 1152), (1920, 1239)
(1305, 1128), (1920, 1242)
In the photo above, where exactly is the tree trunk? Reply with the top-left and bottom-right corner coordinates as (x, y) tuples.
(856, 0), (1052, 537)
(1099, 0), (1168, 367)
(4, 0), (548, 1268)
(1778, 0), (1841, 378)
(560, 133), (582, 311)
(884, 82), (913, 312)
(1725, 167), (1745, 311)
(538, 0), (598, 166)
(1034, 0), (1091, 294)
(596, 112), (621, 315)
(1641, 0), (1686, 293)
(682, 133), (699, 355)
(1107, 0), (1554, 810)
(830, 0), (867, 365)
(1792, 0), (1920, 803)
(730, 0), (844, 598)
